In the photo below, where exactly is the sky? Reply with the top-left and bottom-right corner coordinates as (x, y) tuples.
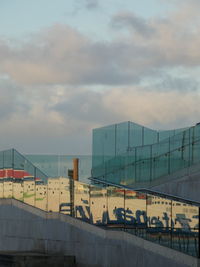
(0, 0), (200, 154)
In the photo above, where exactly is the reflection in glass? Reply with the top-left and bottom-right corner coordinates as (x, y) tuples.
(3, 180), (13, 198)
(107, 187), (125, 225)
(74, 181), (90, 222)
(172, 201), (199, 256)
(47, 178), (60, 212)
(90, 185), (107, 225)
(23, 180), (35, 206)
(147, 194), (171, 247)
(59, 178), (70, 215)
(13, 180), (23, 201)
(35, 181), (47, 211)
(125, 190), (146, 227)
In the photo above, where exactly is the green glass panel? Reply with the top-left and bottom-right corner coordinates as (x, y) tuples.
(129, 123), (143, 147)
(116, 122), (128, 155)
(3, 149), (12, 169)
(144, 127), (157, 145)
(152, 141), (169, 180)
(0, 151), (3, 169)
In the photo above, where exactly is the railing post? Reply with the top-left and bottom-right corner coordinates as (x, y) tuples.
(69, 178), (75, 217)
(124, 189), (126, 231)
(12, 149), (14, 198)
(198, 207), (200, 258)
(150, 145), (152, 184)
(188, 128), (191, 168)
(192, 126), (195, 165)
(170, 199), (173, 248)
(168, 137), (171, 175)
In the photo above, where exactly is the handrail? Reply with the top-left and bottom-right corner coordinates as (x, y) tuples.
(89, 176), (200, 207)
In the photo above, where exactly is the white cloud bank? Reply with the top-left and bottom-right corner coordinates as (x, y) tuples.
(0, 0), (200, 153)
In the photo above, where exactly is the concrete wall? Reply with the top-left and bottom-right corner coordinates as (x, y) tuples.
(0, 199), (198, 267)
(151, 163), (200, 202)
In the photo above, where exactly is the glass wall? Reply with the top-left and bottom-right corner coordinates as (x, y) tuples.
(92, 122), (199, 188)
(0, 149), (48, 183)
(26, 154), (92, 183)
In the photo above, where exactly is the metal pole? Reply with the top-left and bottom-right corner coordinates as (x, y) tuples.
(170, 199), (173, 248)
(168, 137), (171, 175)
(198, 207), (200, 258)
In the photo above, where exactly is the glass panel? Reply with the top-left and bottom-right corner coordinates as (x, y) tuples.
(74, 181), (90, 222)
(129, 123), (143, 147)
(0, 151), (3, 170)
(158, 130), (174, 142)
(144, 127), (157, 145)
(147, 194), (171, 247)
(90, 185), (107, 225)
(124, 190), (147, 238)
(13, 180), (23, 201)
(135, 146), (151, 184)
(59, 178), (70, 215)
(47, 178), (60, 212)
(35, 182), (47, 211)
(0, 180), (3, 198)
(124, 150), (136, 187)
(13, 150), (25, 180)
(107, 187), (125, 225)
(116, 122), (128, 155)
(172, 200), (199, 257)
(24, 160), (35, 180)
(152, 141), (169, 181)
(193, 125), (200, 164)
(3, 149), (12, 169)
(103, 125), (116, 161)
(23, 180), (35, 206)
(35, 168), (47, 183)
(170, 132), (186, 173)
(125, 190), (146, 224)
(3, 180), (13, 198)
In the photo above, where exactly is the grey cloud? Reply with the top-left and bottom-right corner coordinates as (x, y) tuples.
(53, 89), (125, 125)
(72, 0), (99, 14)
(0, 26), (148, 86)
(111, 12), (156, 37)
(84, 0), (99, 9)
(0, 77), (200, 154)
(1, 20), (199, 89)
(0, 78), (28, 119)
(160, 77), (199, 92)
(0, 9), (200, 87)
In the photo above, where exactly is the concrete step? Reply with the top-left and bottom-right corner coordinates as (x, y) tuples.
(0, 252), (76, 267)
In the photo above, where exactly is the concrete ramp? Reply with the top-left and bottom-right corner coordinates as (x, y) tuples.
(0, 199), (198, 267)
(150, 163), (200, 202)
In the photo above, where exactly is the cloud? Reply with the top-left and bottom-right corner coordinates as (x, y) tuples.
(0, 0), (200, 153)
(1, 7), (200, 88)
(84, 0), (99, 9)
(111, 12), (156, 38)
(71, 0), (99, 14)
(0, 76), (199, 154)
